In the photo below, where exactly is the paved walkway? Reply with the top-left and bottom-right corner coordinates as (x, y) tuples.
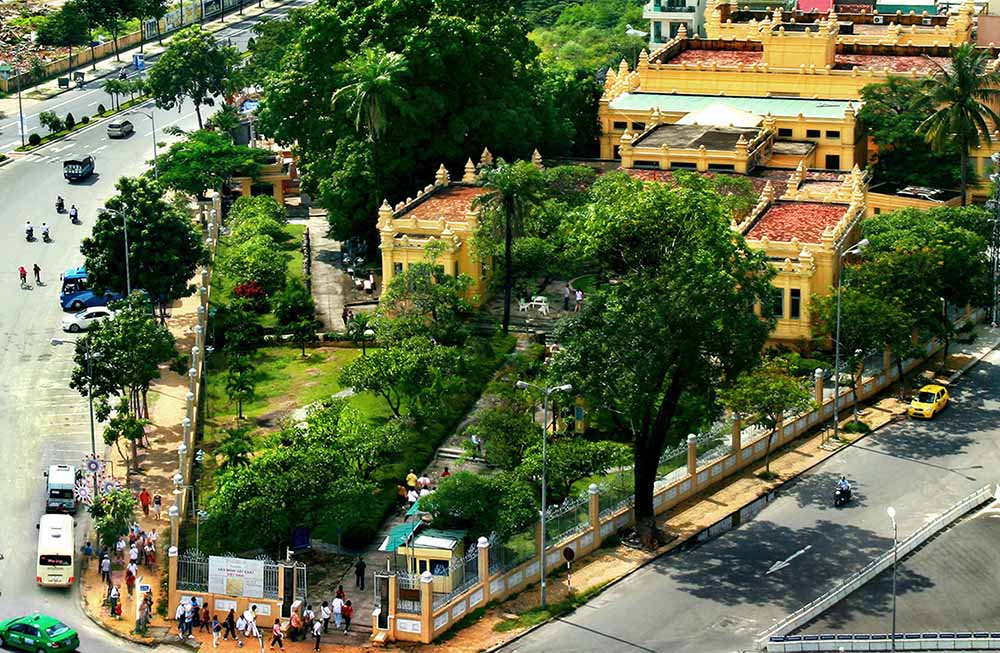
(306, 208), (351, 331)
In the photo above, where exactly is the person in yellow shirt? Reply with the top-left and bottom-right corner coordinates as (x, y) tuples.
(406, 469), (418, 490)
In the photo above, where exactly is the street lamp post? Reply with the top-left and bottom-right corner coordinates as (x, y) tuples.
(514, 380), (573, 609)
(126, 109), (159, 180)
(831, 238), (869, 443)
(51, 338), (98, 492)
(103, 207), (133, 295)
(887, 506), (898, 651)
(0, 61), (26, 148)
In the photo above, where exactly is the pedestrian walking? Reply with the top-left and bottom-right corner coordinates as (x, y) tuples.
(335, 584), (345, 601)
(575, 289), (584, 312)
(563, 284), (571, 310)
(200, 605), (212, 632)
(138, 488), (151, 516)
(100, 554), (112, 584)
(270, 619), (284, 650)
(184, 602), (195, 639)
(440, 466), (451, 479)
(287, 610), (301, 642)
(342, 601), (353, 634)
(312, 618), (322, 651)
(152, 494), (162, 520)
(396, 483), (407, 510)
(17, 266), (26, 287)
(354, 558), (366, 590)
(109, 584), (120, 619)
(332, 596), (344, 629)
(125, 562), (137, 595)
(405, 469), (418, 490)
(129, 543), (139, 564)
(418, 472), (431, 489)
(321, 601), (331, 633)
(407, 488), (419, 506)
(175, 602), (186, 639)
(223, 609), (237, 641)
(243, 605), (258, 638)
(212, 615), (222, 648)
(342, 306), (349, 327)
(33, 264), (41, 284)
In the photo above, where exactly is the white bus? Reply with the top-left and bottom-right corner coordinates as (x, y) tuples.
(36, 514), (75, 587)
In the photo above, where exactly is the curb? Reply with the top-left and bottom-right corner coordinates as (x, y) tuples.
(485, 328), (1000, 653)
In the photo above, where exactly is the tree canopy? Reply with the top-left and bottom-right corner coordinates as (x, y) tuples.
(552, 171), (774, 544)
(146, 26), (241, 128)
(156, 129), (272, 198)
(81, 175), (205, 310)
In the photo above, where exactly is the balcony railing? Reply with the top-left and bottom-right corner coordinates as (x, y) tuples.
(645, 0), (696, 12)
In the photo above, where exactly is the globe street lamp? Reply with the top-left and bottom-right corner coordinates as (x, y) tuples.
(831, 238), (868, 443)
(887, 505), (898, 651)
(514, 380), (573, 609)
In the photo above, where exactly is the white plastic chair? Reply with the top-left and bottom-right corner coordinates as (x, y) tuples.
(518, 299), (530, 312)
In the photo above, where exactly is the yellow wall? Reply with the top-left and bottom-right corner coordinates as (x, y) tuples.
(866, 190), (962, 216)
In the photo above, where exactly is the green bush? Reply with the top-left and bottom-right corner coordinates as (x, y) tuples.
(842, 420), (871, 434)
(81, 115), (90, 124)
(65, 112), (75, 130)
(97, 103), (106, 114)
(28, 133), (41, 147)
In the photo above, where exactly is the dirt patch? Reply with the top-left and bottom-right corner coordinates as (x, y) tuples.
(255, 409), (292, 429)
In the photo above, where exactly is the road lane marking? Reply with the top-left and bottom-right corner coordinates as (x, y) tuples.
(766, 545), (812, 575)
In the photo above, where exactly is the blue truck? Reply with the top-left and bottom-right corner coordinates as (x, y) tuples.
(59, 267), (122, 311)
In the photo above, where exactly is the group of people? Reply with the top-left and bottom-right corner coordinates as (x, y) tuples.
(137, 487), (163, 520)
(177, 591), (358, 652)
(398, 467), (449, 510)
(16, 264), (41, 287)
(562, 284), (585, 312)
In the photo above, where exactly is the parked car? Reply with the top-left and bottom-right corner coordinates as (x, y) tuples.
(59, 290), (122, 312)
(61, 306), (114, 332)
(62, 156), (95, 182)
(908, 384), (949, 419)
(0, 614), (80, 652)
(106, 120), (134, 138)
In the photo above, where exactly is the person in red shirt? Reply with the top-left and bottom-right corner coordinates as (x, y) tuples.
(341, 601), (353, 634)
(138, 488), (152, 517)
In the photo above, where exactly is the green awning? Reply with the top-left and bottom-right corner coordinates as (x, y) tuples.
(378, 521), (422, 552)
(405, 499), (426, 518)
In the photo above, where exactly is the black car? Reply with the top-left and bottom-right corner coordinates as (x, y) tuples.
(63, 156), (95, 182)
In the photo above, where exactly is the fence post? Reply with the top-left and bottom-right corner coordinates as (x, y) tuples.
(813, 367), (825, 405)
(419, 570), (434, 643)
(386, 573), (399, 641)
(588, 483), (601, 547)
(168, 546), (179, 620)
(730, 416), (742, 454)
(477, 536), (491, 603)
(686, 433), (697, 478)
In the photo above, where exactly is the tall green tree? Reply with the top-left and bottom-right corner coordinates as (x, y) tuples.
(156, 129), (271, 198)
(858, 76), (960, 189)
(215, 426), (255, 471)
(81, 176), (205, 315)
(146, 25), (240, 128)
(135, 0), (168, 48)
(474, 159), (546, 334)
(69, 294), (177, 420)
(332, 45), (408, 143)
(920, 43), (1000, 204)
(35, 1), (91, 75)
(89, 487), (137, 551)
(552, 171), (774, 546)
(83, 0), (140, 61)
(720, 362), (813, 475)
(226, 358), (257, 420)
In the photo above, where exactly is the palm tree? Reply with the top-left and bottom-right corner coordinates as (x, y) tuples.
(331, 45), (408, 142)
(215, 426), (254, 471)
(346, 311), (374, 355)
(473, 159), (545, 334)
(920, 43), (1000, 205)
(225, 359), (256, 420)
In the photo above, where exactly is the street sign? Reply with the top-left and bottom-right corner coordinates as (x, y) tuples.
(133, 53), (145, 71)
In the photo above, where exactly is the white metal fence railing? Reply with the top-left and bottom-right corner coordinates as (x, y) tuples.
(432, 546), (480, 610)
(545, 495), (590, 545)
(756, 484), (994, 650)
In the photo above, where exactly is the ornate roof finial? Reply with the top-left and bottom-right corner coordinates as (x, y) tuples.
(462, 158), (477, 183)
(435, 163), (450, 187)
(531, 149), (544, 169)
(480, 147), (494, 167)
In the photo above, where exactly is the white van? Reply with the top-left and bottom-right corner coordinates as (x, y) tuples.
(36, 514), (75, 587)
(44, 464), (78, 514)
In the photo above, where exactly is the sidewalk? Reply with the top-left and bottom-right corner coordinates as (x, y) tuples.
(0, 0), (293, 120)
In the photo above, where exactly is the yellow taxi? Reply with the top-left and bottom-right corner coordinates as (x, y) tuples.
(908, 384), (949, 419)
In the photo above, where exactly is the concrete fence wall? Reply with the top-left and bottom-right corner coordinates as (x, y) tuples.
(370, 308), (982, 644)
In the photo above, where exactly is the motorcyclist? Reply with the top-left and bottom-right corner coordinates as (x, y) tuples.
(56, 196), (65, 212)
(69, 205), (79, 222)
(837, 476), (851, 492)
(41, 223), (50, 240)
(24, 220), (33, 240)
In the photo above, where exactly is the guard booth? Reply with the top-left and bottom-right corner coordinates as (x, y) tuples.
(395, 529), (466, 594)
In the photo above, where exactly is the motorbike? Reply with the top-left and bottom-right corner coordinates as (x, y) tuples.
(834, 485), (852, 507)
(25, 227), (34, 242)
(69, 209), (79, 224)
(42, 230), (52, 243)
(56, 197), (65, 213)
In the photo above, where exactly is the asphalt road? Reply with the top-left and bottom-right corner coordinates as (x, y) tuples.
(799, 501), (1000, 635)
(0, 0), (315, 152)
(0, 96), (197, 650)
(504, 351), (1000, 653)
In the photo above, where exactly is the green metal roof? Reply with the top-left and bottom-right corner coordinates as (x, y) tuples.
(379, 521), (422, 552)
(608, 93), (855, 119)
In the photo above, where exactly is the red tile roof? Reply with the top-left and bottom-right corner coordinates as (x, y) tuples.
(667, 50), (765, 66)
(401, 186), (486, 221)
(834, 54), (948, 73)
(746, 202), (846, 242)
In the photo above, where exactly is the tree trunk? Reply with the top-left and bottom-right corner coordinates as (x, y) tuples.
(112, 28), (120, 61)
(142, 388), (150, 420)
(764, 427), (775, 474)
(139, 15), (145, 53)
(237, 398), (243, 420)
(195, 103), (203, 129)
(501, 211), (513, 334)
(895, 356), (906, 399)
